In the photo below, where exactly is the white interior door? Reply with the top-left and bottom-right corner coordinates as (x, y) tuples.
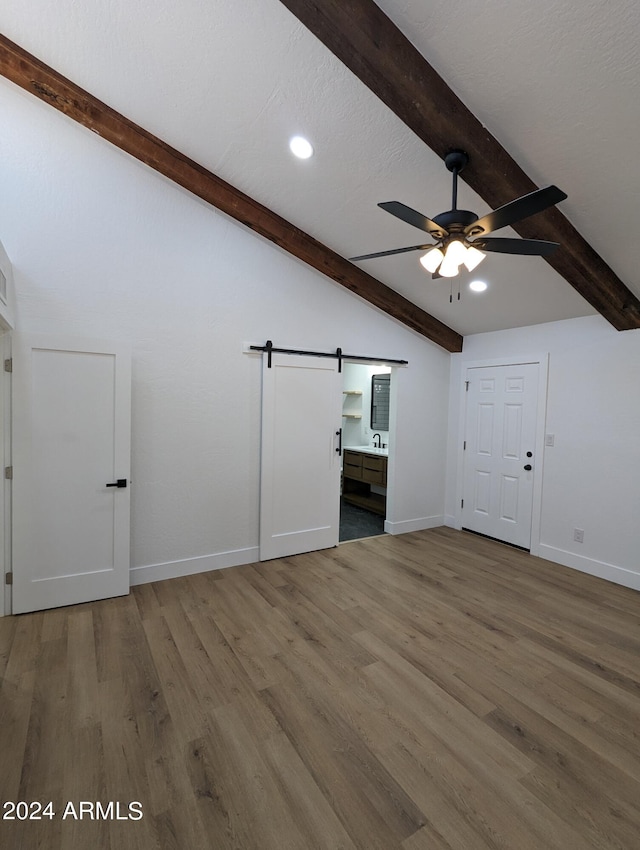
(462, 363), (539, 549)
(12, 334), (131, 614)
(260, 353), (342, 561)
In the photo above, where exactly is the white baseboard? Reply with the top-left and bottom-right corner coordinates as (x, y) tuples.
(384, 515), (444, 535)
(538, 544), (640, 592)
(444, 514), (458, 529)
(130, 546), (260, 587)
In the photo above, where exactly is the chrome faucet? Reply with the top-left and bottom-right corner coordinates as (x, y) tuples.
(372, 433), (382, 448)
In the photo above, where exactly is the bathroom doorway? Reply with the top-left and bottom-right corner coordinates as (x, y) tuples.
(339, 363), (392, 542)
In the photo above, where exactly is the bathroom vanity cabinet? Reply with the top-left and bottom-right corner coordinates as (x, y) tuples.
(342, 449), (387, 515)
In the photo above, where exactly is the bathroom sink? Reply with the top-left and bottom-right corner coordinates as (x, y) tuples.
(343, 445), (388, 456)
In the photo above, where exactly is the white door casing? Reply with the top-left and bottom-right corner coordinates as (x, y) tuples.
(260, 353), (342, 561)
(1, 332), (10, 616)
(462, 362), (539, 549)
(12, 334), (131, 614)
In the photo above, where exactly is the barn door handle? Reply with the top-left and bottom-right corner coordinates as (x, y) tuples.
(106, 478), (127, 488)
(335, 428), (342, 456)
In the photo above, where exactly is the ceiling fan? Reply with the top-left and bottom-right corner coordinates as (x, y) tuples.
(350, 150), (567, 279)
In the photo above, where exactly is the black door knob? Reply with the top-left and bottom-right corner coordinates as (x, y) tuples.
(523, 464), (532, 471)
(526, 451), (533, 458)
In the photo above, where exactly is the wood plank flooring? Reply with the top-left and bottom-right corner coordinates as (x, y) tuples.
(1, 527), (640, 849)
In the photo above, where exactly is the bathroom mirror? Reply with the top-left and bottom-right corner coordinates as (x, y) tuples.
(371, 373), (390, 431)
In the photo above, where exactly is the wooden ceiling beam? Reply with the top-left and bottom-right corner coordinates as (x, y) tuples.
(0, 34), (462, 352)
(279, 0), (640, 331)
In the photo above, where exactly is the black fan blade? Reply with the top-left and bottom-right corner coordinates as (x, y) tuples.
(378, 201), (447, 237)
(350, 243), (433, 262)
(475, 237), (560, 256)
(466, 185), (567, 237)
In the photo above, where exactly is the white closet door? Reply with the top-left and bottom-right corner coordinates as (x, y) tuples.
(12, 334), (131, 613)
(260, 353), (342, 560)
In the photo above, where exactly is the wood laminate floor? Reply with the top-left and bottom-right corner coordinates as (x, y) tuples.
(1, 527), (640, 849)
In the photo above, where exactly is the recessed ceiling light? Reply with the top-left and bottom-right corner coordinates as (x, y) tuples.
(469, 280), (488, 292)
(289, 136), (314, 159)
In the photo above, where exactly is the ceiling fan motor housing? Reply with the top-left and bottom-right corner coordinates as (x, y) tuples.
(432, 209), (478, 233)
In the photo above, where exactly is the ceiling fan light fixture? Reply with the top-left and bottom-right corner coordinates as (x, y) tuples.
(419, 247), (444, 273)
(445, 238), (468, 265)
(438, 255), (460, 277)
(463, 245), (486, 272)
(439, 239), (466, 277)
(353, 153), (566, 294)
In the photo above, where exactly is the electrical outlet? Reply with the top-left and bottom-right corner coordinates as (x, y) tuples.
(573, 528), (584, 543)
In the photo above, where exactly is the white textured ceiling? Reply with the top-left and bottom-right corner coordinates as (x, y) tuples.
(2, 0), (639, 336)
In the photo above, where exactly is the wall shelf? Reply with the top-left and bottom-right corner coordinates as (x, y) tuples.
(342, 389), (363, 421)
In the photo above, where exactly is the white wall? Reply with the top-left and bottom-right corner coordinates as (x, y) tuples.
(447, 315), (640, 590)
(0, 80), (450, 585)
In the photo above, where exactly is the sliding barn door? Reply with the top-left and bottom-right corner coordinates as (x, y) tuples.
(260, 353), (342, 560)
(462, 363), (539, 549)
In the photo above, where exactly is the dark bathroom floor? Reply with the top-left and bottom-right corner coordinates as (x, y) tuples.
(339, 497), (386, 542)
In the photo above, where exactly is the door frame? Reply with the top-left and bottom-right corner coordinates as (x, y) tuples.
(0, 330), (10, 616)
(341, 360), (397, 533)
(453, 354), (549, 556)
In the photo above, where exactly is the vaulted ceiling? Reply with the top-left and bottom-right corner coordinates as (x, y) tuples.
(2, 0), (640, 351)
